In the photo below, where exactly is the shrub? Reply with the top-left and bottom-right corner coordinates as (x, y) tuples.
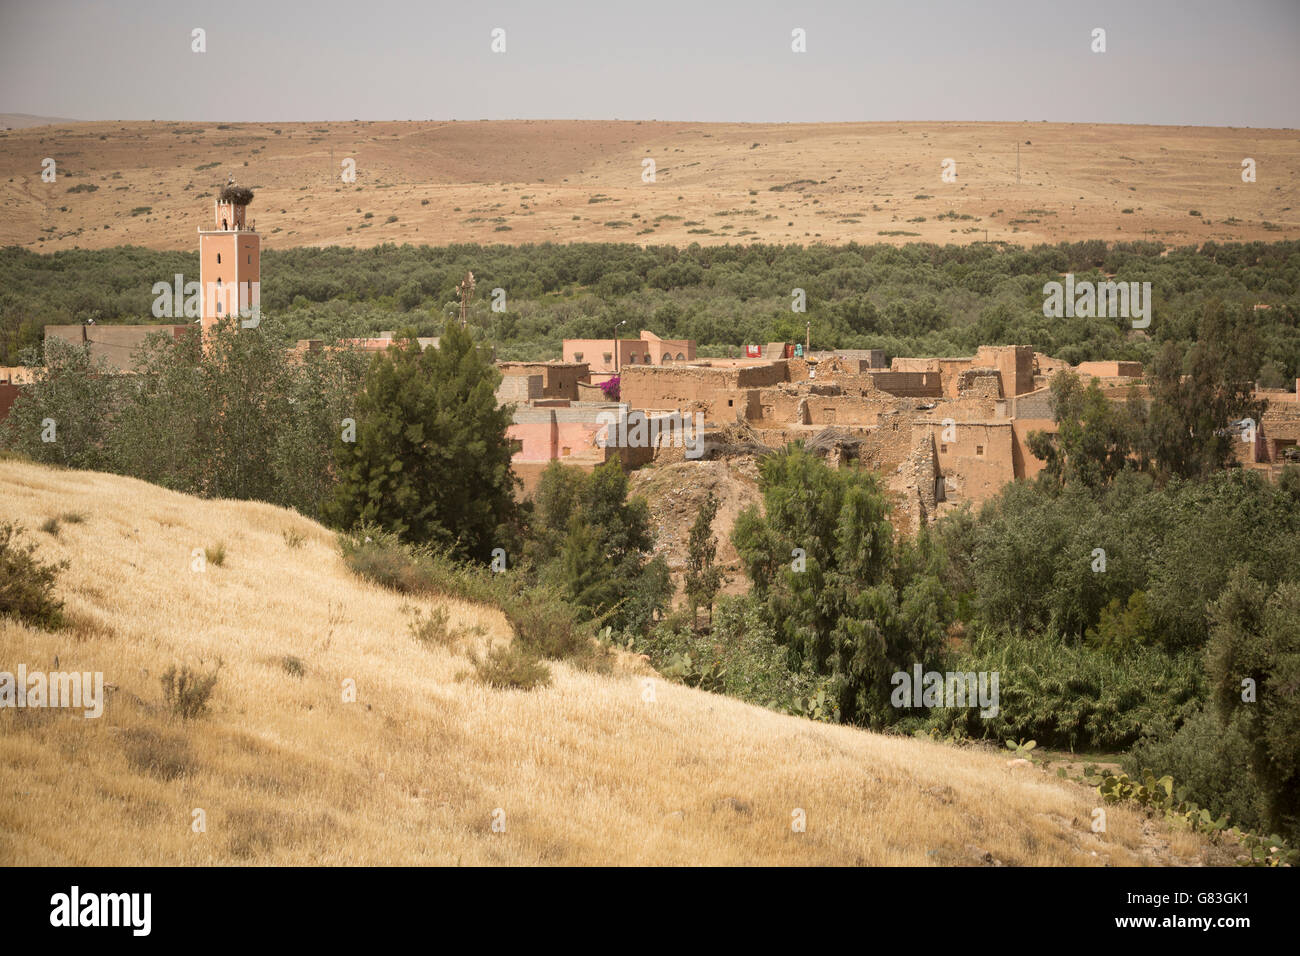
(641, 594), (823, 711)
(40, 517), (60, 536)
(407, 603), (453, 647)
(159, 662), (222, 720)
(205, 543), (226, 567)
(282, 528), (306, 549)
(339, 524), (505, 605)
(281, 655), (306, 677)
(470, 642), (551, 690)
(1125, 707), (1267, 833)
(0, 521), (68, 630)
(929, 628), (1203, 751)
(502, 590), (593, 661)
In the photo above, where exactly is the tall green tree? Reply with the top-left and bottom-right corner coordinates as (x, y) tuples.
(327, 321), (517, 560)
(1028, 370), (1142, 489)
(526, 458), (670, 632)
(684, 491), (724, 629)
(732, 444), (948, 725)
(1207, 570), (1300, 836)
(1145, 301), (1267, 481)
(0, 337), (121, 471)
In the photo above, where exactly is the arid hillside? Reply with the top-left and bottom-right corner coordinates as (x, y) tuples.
(0, 460), (1232, 865)
(1, 120), (1296, 251)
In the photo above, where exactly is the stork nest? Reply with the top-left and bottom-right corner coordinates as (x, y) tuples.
(219, 185), (254, 205)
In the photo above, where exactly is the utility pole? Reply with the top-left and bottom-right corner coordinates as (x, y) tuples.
(1016, 142), (1020, 186)
(613, 319), (627, 375)
(456, 271), (475, 327)
(805, 320), (810, 356)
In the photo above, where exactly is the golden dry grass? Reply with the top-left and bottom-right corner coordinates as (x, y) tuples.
(2, 119), (1296, 251)
(0, 459), (1224, 865)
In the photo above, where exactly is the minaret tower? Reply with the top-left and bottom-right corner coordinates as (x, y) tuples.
(198, 178), (259, 336)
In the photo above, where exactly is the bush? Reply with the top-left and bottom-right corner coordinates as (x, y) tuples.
(339, 524), (505, 605)
(205, 543), (226, 567)
(159, 662), (222, 720)
(470, 642), (551, 690)
(0, 521), (68, 630)
(407, 603), (453, 647)
(1125, 708), (1267, 833)
(641, 594), (823, 710)
(281, 655), (306, 677)
(502, 590), (594, 661)
(929, 628), (1203, 751)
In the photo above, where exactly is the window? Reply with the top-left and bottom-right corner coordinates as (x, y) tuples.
(216, 253), (221, 264)
(509, 439), (523, 455)
(574, 352), (584, 362)
(976, 445), (984, 456)
(727, 399), (734, 407)
(677, 353), (685, 361)
(247, 254), (252, 264)
(222, 219), (228, 230)
(561, 446), (571, 457)
(940, 444), (948, 454)
(627, 354), (636, 364)
(602, 352), (611, 364)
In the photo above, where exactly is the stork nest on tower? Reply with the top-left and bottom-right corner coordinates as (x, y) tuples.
(219, 185), (255, 205)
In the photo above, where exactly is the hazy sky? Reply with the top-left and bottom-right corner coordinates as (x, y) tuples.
(2, 0), (1298, 127)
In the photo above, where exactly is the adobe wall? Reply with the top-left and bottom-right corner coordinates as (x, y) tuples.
(867, 371), (944, 398)
(830, 349), (887, 370)
(1011, 418), (1056, 481)
(622, 363), (785, 421)
(915, 419), (1017, 502)
(753, 388), (886, 427)
(1076, 360), (1143, 379)
(0, 383), (18, 423)
(44, 324), (191, 373)
(497, 361), (590, 400)
(0, 366), (36, 385)
(891, 357), (940, 373)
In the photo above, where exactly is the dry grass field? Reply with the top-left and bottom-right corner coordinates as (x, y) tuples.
(0, 459), (1229, 865)
(1, 120), (1297, 251)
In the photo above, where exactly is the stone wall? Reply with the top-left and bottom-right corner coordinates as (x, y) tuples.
(496, 373), (542, 406)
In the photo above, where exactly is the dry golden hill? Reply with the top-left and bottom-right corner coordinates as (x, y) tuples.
(0, 459), (1227, 865)
(2, 120), (1297, 251)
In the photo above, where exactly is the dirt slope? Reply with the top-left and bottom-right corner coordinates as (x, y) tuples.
(0, 459), (1226, 865)
(2, 120), (1296, 250)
